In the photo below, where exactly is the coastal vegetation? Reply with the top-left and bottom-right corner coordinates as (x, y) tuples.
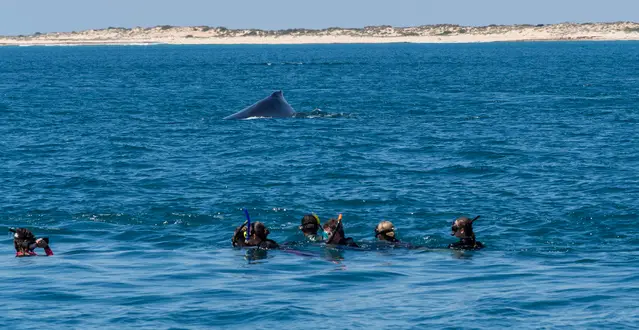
(2, 22), (639, 45)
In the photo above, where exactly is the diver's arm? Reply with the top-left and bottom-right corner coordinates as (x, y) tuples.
(27, 239), (54, 255)
(26, 238), (47, 250)
(257, 240), (279, 250)
(232, 239), (247, 247)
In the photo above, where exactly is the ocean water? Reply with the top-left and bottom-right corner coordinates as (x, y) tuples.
(0, 42), (638, 329)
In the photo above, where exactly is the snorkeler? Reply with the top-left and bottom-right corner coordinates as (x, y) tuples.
(232, 221), (279, 250)
(11, 228), (54, 257)
(323, 215), (358, 247)
(448, 216), (484, 250)
(299, 214), (324, 241)
(375, 221), (399, 243)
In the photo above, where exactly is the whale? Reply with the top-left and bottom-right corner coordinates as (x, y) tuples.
(224, 91), (296, 120)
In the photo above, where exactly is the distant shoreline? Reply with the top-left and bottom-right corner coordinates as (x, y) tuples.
(2, 22), (639, 46)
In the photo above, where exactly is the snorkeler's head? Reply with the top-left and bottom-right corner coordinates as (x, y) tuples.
(232, 221), (271, 246)
(232, 222), (246, 246)
(451, 216), (479, 240)
(322, 218), (341, 235)
(251, 221), (270, 240)
(323, 218), (345, 244)
(299, 214), (321, 235)
(12, 228), (36, 253)
(375, 221), (397, 241)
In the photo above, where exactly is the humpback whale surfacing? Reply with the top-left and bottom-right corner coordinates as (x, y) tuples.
(224, 91), (296, 120)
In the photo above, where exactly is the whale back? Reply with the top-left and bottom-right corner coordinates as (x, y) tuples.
(224, 91), (296, 120)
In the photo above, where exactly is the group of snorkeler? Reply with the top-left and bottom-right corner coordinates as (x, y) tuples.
(231, 213), (484, 251)
(9, 213), (482, 257)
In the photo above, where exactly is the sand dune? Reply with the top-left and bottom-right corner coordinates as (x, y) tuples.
(2, 22), (639, 46)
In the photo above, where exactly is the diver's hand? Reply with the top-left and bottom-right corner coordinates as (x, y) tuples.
(35, 238), (48, 248)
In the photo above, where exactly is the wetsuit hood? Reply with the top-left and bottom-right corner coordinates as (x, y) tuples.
(300, 214), (320, 235)
(12, 228), (36, 253)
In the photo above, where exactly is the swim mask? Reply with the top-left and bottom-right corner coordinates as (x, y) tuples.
(321, 230), (329, 240)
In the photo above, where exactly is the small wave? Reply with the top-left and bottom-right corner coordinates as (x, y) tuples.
(464, 115), (489, 120)
(246, 61), (360, 66)
(306, 62), (358, 66)
(242, 116), (270, 120)
(231, 110), (354, 120)
(248, 62), (305, 66)
(294, 108), (356, 119)
(614, 117), (638, 123)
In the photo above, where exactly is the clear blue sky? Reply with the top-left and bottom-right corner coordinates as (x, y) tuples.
(2, 0), (638, 35)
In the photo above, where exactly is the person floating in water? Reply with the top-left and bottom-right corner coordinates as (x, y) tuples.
(11, 228), (54, 257)
(375, 220), (399, 243)
(232, 221), (279, 250)
(299, 214), (324, 241)
(448, 216), (484, 250)
(323, 215), (358, 247)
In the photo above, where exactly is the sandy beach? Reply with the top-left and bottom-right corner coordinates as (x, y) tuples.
(1, 22), (639, 46)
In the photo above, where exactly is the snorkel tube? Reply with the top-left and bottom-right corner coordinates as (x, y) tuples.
(243, 208), (251, 242)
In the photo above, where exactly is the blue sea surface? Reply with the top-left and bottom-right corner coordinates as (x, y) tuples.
(0, 42), (638, 329)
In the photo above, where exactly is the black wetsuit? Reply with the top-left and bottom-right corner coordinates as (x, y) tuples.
(255, 239), (279, 250)
(331, 237), (359, 248)
(448, 238), (484, 250)
(231, 222), (279, 249)
(380, 236), (399, 243)
(233, 238), (279, 250)
(325, 221), (359, 247)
